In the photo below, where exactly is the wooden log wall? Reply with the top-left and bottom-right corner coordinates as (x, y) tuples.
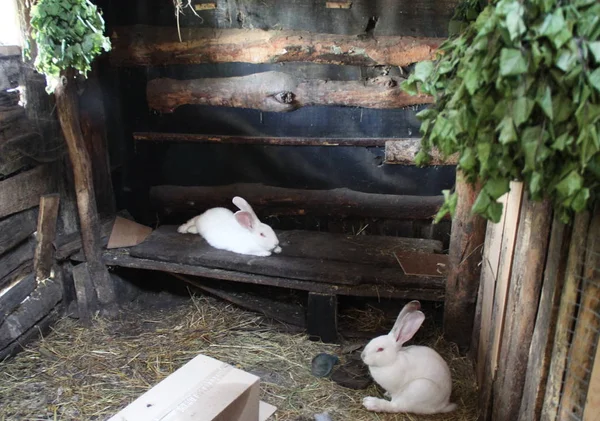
(473, 185), (600, 420)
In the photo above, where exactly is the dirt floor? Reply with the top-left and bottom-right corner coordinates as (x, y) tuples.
(0, 290), (478, 421)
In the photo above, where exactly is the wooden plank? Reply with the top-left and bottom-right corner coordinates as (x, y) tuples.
(0, 207), (38, 256)
(89, 250), (446, 301)
(384, 140), (458, 166)
(0, 55), (20, 91)
(171, 273), (306, 327)
(493, 196), (552, 421)
(0, 237), (35, 289)
(558, 205), (600, 420)
(518, 218), (571, 421)
(307, 292), (338, 343)
(0, 132), (44, 178)
(583, 329), (600, 421)
(150, 184), (445, 221)
(128, 226), (445, 288)
(0, 273), (36, 325)
(0, 277), (62, 349)
(54, 69), (116, 310)
(542, 211), (592, 421)
(71, 262), (98, 324)
(443, 171), (487, 351)
(0, 165), (54, 219)
(479, 181), (524, 420)
(473, 193), (508, 384)
(110, 25), (442, 67)
(33, 194), (60, 282)
(146, 72), (433, 113)
(0, 307), (60, 362)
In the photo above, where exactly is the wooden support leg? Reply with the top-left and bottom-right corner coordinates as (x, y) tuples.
(307, 292), (338, 343)
(71, 262), (98, 325)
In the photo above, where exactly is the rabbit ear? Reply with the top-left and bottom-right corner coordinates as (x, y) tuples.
(232, 196), (259, 219)
(234, 211), (255, 230)
(392, 311), (425, 348)
(390, 300), (420, 336)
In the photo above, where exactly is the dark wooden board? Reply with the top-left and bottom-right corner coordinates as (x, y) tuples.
(90, 250), (445, 301)
(0, 207), (38, 256)
(0, 273), (37, 325)
(0, 165), (54, 219)
(128, 226), (444, 288)
(0, 237), (36, 289)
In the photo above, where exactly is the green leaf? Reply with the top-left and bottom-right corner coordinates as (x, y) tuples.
(555, 48), (577, 73)
(487, 200), (504, 223)
(413, 61), (435, 83)
(555, 170), (583, 199)
(529, 171), (543, 195)
(459, 147), (477, 171)
(497, 116), (518, 144)
(552, 133), (573, 151)
(572, 188), (591, 212)
(512, 97), (535, 126)
(500, 48), (528, 76)
(536, 85), (553, 120)
(472, 191), (492, 215)
(485, 177), (510, 200)
(589, 69), (600, 93)
(538, 10), (565, 37)
(505, 6), (526, 41)
(415, 150), (431, 166)
(589, 41), (600, 64)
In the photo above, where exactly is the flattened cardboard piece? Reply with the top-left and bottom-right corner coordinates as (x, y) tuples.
(107, 216), (153, 249)
(394, 250), (448, 277)
(108, 354), (262, 421)
(259, 401), (277, 421)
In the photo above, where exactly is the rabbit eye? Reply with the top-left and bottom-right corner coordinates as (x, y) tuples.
(377, 347), (384, 352)
(260, 233), (266, 237)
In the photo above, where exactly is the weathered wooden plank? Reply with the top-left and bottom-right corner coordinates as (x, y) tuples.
(542, 211), (591, 421)
(0, 273), (36, 325)
(583, 330), (600, 421)
(493, 195), (552, 421)
(0, 132), (44, 178)
(71, 262), (98, 324)
(0, 277), (62, 349)
(473, 193), (509, 384)
(0, 237), (35, 289)
(93, 250), (445, 301)
(33, 194), (60, 282)
(147, 72), (433, 113)
(443, 171), (487, 351)
(384, 140), (458, 166)
(518, 218), (571, 421)
(0, 165), (54, 219)
(0, 307), (60, 362)
(110, 25), (442, 67)
(128, 226), (445, 288)
(479, 181), (524, 420)
(558, 205), (600, 421)
(0, 207), (38, 256)
(53, 216), (114, 260)
(150, 184), (445, 221)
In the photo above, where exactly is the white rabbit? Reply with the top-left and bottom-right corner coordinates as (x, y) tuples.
(177, 196), (282, 257)
(361, 300), (457, 414)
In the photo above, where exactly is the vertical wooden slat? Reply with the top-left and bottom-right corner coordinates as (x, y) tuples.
(558, 205), (600, 420)
(33, 194), (60, 282)
(479, 181), (524, 419)
(582, 331), (600, 421)
(443, 171), (487, 351)
(519, 217), (571, 420)
(542, 211), (592, 421)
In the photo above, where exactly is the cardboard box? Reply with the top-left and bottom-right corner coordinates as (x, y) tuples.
(108, 354), (276, 421)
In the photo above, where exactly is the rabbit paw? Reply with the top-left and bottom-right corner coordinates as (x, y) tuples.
(254, 250), (272, 257)
(273, 246), (282, 253)
(363, 397), (391, 412)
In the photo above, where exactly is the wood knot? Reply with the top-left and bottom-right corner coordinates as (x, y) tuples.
(274, 91), (295, 104)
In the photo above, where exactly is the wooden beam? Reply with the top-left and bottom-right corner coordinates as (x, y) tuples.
(33, 194), (60, 282)
(110, 25), (442, 67)
(0, 208), (38, 256)
(518, 218), (571, 421)
(493, 197), (552, 421)
(146, 71), (433, 113)
(0, 132), (44, 178)
(0, 307), (60, 361)
(442, 171), (487, 351)
(384, 139), (458, 166)
(583, 327), (600, 420)
(0, 165), (53, 219)
(71, 262), (98, 324)
(0, 237), (35, 289)
(0, 273), (36, 325)
(150, 184), (445, 220)
(558, 204), (600, 420)
(54, 70), (116, 311)
(542, 211), (591, 421)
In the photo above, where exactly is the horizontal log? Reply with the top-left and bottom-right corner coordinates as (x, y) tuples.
(0, 165), (55, 219)
(0, 237), (35, 288)
(0, 207), (38, 256)
(0, 91), (19, 108)
(0, 307), (60, 361)
(385, 139), (458, 166)
(0, 132), (44, 178)
(147, 71), (432, 113)
(94, 250), (445, 301)
(150, 183), (445, 220)
(0, 273), (36, 325)
(110, 25), (442, 67)
(0, 277), (62, 351)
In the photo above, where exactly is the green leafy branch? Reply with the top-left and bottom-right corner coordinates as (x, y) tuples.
(402, 0), (600, 224)
(26, 0), (111, 93)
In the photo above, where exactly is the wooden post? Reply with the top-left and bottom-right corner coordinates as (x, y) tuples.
(33, 194), (60, 282)
(54, 70), (116, 313)
(542, 211), (591, 421)
(492, 196), (552, 421)
(443, 171), (487, 351)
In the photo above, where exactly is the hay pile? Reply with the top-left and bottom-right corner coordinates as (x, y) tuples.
(0, 293), (478, 421)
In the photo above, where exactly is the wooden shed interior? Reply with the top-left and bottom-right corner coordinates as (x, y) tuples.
(0, 0), (599, 420)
